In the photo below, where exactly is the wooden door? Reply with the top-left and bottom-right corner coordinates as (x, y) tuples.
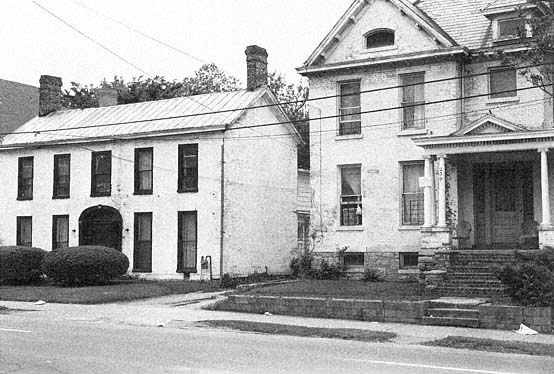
(473, 163), (532, 248)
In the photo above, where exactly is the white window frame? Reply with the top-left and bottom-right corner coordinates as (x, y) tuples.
(400, 72), (426, 130)
(339, 164), (362, 227)
(337, 81), (362, 136)
(399, 161), (425, 226)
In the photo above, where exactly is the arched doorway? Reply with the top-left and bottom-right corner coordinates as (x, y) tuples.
(79, 205), (122, 251)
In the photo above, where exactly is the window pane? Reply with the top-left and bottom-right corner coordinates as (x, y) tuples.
(18, 217), (32, 247)
(498, 18), (525, 38)
(179, 145), (198, 191)
(402, 74), (424, 103)
(403, 164), (423, 193)
(137, 214), (152, 241)
(490, 68), (516, 98)
(138, 150), (152, 171)
(95, 174), (111, 193)
(402, 163), (424, 225)
(134, 213), (152, 271)
(366, 31), (395, 49)
(139, 171), (153, 191)
(340, 82), (360, 108)
(341, 167), (361, 196)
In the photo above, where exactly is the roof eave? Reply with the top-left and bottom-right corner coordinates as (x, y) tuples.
(297, 47), (468, 76)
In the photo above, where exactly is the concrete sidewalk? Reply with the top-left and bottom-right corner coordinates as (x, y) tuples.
(1, 292), (553, 346)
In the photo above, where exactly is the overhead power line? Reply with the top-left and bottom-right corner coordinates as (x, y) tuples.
(72, 0), (211, 66)
(33, 1), (152, 77)
(2, 82), (551, 137)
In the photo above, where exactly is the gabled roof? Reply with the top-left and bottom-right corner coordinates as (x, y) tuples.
(451, 114), (527, 136)
(0, 87), (301, 148)
(0, 79), (38, 138)
(302, 0), (458, 68)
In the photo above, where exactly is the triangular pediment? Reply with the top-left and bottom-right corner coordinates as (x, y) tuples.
(451, 114), (527, 136)
(301, 0), (457, 68)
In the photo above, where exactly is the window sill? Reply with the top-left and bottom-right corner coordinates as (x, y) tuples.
(398, 128), (428, 137)
(16, 197), (33, 201)
(134, 191), (153, 196)
(398, 225), (422, 231)
(177, 268), (198, 274)
(177, 189), (198, 193)
(91, 193), (111, 197)
(335, 133), (363, 141)
(337, 226), (365, 232)
(487, 97), (519, 105)
(52, 195), (69, 200)
(132, 269), (152, 273)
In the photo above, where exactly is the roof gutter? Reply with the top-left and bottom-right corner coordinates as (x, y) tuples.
(297, 47), (468, 75)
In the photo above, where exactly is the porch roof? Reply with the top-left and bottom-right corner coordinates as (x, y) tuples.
(413, 128), (554, 155)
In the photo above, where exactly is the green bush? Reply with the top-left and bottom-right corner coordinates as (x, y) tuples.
(0, 246), (46, 285)
(362, 267), (383, 282)
(42, 246), (129, 286)
(290, 254), (313, 277)
(220, 273), (239, 288)
(310, 260), (342, 280)
(496, 250), (554, 307)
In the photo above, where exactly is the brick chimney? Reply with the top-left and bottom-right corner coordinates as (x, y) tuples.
(39, 75), (62, 116)
(245, 45), (268, 91)
(96, 86), (118, 107)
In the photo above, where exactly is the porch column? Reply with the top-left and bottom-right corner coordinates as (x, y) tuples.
(423, 155), (433, 227)
(429, 158), (436, 226)
(437, 155), (447, 228)
(540, 148), (551, 227)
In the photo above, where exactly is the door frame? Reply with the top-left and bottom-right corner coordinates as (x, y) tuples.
(79, 205), (123, 251)
(473, 162), (533, 248)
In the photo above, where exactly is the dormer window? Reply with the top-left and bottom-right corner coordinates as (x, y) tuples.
(497, 17), (527, 40)
(365, 29), (395, 49)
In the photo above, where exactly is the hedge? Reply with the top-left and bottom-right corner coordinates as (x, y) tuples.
(0, 246), (46, 285)
(42, 246), (129, 286)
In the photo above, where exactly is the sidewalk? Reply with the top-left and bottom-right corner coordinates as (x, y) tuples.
(1, 292), (553, 345)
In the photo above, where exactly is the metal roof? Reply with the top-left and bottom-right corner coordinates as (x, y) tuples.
(1, 88), (265, 147)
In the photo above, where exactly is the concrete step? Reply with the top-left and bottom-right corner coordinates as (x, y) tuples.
(447, 272), (498, 278)
(422, 316), (480, 328)
(426, 308), (479, 319)
(441, 280), (503, 286)
(437, 287), (508, 297)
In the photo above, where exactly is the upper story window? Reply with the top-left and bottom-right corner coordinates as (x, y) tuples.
(365, 29), (395, 49)
(91, 151), (112, 197)
(489, 67), (517, 99)
(338, 81), (361, 136)
(53, 154), (70, 199)
(17, 157), (33, 200)
(135, 147), (153, 195)
(340, 165), (362, 226)
(497, 17), (527, 40)
(400, 72), (425, 130)
(178, 144), (198, 193)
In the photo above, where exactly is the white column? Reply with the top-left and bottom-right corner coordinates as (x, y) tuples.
(429, 158), (436, 226)
(437, 155), (447, 227)
(423, 156), (433, 227)
(540, 148), (551, 227)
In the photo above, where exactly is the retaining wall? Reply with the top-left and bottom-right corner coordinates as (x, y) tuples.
(214, 294), (553, 332)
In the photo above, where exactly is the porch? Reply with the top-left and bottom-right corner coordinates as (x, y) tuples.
(412, 116), (554, 291)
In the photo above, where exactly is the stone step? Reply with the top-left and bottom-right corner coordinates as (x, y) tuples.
(437, 287), (508, 297)
(441, 282), (504, 289)
(426, 308), (479, 319)
(422, 316), (480, 328)
(447, 272), (498, 278)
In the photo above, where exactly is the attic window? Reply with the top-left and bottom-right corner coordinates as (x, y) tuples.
(497, 18), (527, 40)
(365, 29), (395, 49)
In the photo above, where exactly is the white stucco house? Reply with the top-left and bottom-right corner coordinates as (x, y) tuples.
(0, 45), (302, 279)
(297, 0), (553, 285)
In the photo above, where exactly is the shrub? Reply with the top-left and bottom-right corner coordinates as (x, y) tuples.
(0, 246), (46, 285)
(290, 254), (313, 277)
(496, 250), (554, 307)
(309, 260), (342, 280)
(362, 267), (383, 282)
(220, 273), (239, 288)
(42, 246), (129, 286)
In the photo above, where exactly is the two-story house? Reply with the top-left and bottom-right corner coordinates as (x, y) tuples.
(297, 0), (553, 285)
(0, 45), (302, 279)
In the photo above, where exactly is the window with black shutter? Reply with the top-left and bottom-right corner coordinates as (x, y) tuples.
(53, 154), (70, 198)
(177, 211), (197, 273)
(17, 216), (32, 247)
(91, 151), (112, 197)
(17, 157), (33, 200)
(133, 212), (152, 272)
(134, 148), (153, 195)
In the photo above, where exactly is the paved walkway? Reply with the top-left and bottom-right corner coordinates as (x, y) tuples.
(1, 292), (553, 346)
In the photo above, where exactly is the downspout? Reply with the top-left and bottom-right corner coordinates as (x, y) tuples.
(459, 57), (466, 130)
(219, 135), (225, 279)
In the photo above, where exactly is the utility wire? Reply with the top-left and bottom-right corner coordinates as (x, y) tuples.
(72, 0), (211, 66)
(32, 1), (151, 77)
(3, 82), (551, 138)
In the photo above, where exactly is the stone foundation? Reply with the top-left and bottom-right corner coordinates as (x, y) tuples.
(538, 227), (554, 249)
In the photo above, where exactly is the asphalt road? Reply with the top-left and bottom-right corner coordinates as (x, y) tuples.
(1, 314), (553, 374)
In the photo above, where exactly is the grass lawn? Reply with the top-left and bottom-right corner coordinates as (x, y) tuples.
(201, 320), (397, 343)
(422, 336), (554, 357)
(0, 279), (221, 304)
(244, 279), (436, 301)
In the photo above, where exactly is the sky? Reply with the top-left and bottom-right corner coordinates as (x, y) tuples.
(1, 0), (353, 89)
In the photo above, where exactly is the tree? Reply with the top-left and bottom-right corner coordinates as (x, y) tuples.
(61, 82), (99, 109)
(514, 1), (554, 97)
(267, 72), (310, 169)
